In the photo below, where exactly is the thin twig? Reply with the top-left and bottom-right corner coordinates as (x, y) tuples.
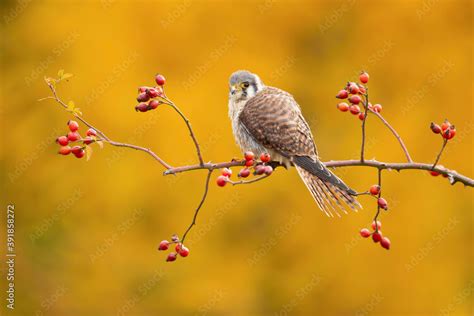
(46, 82), (173, 170)
(162, 97), (204, 166)
(432, 138), (448, 169)
(181, 170), (213, 243)
(369, 108), (413, 163)
(227, 174), (269, 185)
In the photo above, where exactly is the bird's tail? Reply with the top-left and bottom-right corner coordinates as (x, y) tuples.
(294, 156), (361, 217)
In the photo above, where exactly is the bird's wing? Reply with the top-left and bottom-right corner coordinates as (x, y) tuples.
(239, 86), (360, 216)
(239, 86), (318, 158)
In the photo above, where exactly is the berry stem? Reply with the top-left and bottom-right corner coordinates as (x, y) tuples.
(432, 138), (448, 170)
(360, 90), (370, 162)
(373, 168), (383, 233)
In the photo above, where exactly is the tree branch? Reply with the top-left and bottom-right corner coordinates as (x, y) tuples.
(163, 159), (473, 187)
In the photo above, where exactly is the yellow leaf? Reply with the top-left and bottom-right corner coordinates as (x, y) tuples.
(62, 73), (73, 81)
(73, 108), (82, 116)
(58, 69), (64, 78)
(67, 101), (75, 112)
(96, 140), (104, 149)
(85, 145), (93, 161)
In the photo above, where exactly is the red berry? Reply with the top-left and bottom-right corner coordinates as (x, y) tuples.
(260, 153), (271, 163)
(380, 237), (391, 250)
(371, 221), (382, 230)
(430, 123), (441, 134)
(67, 131), (80, 142)
(238, 168), (251, 178)
(336, 90), (348, 99)
(358, 112), (365, 120)
(430, 170), (440, 176)
(149, 100), (160, 109)
(244, 151), (255, 161)
(358, 85), (367, 94)
(178, 245), (189, 257)
(441, 120), (451, 132)
(68, 120), (79, 132)
(372, 232), (382, 243)
(349, 105), (361, 115)
(137, 92), (150, 102)
(348, 95), (361, 105)
(73, 149), (85, 159)
(359, 72), (369, 84)
(71, 146), (83, 155)
(221, 168), (232, 177)
(337, 102), (349, 112)
(245, 159), (254, 167)
(372, 104), (382, 113)
(377, 198), (388, 210)
(255, 165), (265, 175)
(135, 103), (149, 112)
(158, 240), (169, 251)
(264, 165), (273, 175)
(349, 83), (359, 94)
(166, 253), (177, 262)
(360, 228), (371, 238)
(86, 128), (97, 137)
(83, 136), (93, 145)
(443, 127), (456, 140)
(58, 146), (71, 155)
(146, 88), (159, 98)
(216, 175), (227, 187)
(367, 102), (373, 110)
(138, 86), (150, 93)
(369, 185), (381, 196)
(155, 74), (166, 86)
(56, 136), (69, 146)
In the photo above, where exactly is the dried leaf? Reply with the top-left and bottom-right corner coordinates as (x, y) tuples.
(96, 140), (104, 149)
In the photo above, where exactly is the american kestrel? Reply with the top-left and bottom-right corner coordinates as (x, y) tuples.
(228, 70), (361, 217)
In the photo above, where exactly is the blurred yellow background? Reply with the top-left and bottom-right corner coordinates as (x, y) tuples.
(1, 0), (473, 315)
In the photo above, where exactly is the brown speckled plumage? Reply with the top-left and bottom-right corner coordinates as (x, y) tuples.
(228, 70), (360, 216)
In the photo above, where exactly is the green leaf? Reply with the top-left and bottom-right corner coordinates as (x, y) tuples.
(85, 145), (93, 161)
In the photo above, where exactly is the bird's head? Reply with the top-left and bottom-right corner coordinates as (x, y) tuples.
(228, 70), (264, 103)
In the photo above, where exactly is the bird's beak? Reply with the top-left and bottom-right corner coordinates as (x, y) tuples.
(230, 84), (239, 95)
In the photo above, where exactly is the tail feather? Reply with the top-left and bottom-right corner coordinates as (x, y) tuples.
(295, 164), (361, 217)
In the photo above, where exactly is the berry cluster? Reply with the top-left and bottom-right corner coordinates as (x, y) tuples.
(134, 74), (166, 112)
(216, 152), (273, 187)
(335, 72), (382, 121)
(158, 234), (189, 262)
(360, 220), (391, 250)
(55, 120), (98, 159)
(430, 119), (456, 140)
(429, 119), (456, 177)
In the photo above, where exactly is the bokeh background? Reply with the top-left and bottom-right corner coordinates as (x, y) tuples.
(1, 0), (473, 315)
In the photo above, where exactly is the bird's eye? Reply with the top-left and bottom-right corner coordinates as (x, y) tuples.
(242, 82), (250, 88)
